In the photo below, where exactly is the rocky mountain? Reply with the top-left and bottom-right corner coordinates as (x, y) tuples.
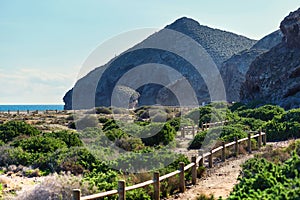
(241, 8), (300, 109)
(63, 17), (256, 109)
(220, 30), (283, 102)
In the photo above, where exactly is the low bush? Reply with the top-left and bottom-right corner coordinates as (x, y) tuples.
(95, 107), (112, 115)
(12, 136), (67, 153)
(189, 125), (247, 149)
(75, 115), (99, 130)
(0, 121), (40, 143)
(236, 104), (284, 121)
(141, 123), (176, 146)
(228, 141), (300, 199)
(46, 130), (83, 147)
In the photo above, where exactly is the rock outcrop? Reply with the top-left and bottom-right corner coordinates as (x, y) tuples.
(280, 8), (300, 48)
(241, 8), (300, 109)
(64, 17), (256, 109)
(220, 30), (282, 102)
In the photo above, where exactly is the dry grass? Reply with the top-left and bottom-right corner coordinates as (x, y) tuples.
(14, 173), (97, 200)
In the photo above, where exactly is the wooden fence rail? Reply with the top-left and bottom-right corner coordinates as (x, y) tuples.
(180, 121), (227, 138)
(73, 130), (266, 200)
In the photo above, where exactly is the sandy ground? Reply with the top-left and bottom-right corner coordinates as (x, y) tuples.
(166, 154), (254, 200)
(167, 141), (293, 200)
(0, 174), (46, 199)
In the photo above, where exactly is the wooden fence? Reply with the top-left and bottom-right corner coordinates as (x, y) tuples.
(73, 130), (266, 200)
(180, 121), (227, 138)
(0, 109), (67, 115)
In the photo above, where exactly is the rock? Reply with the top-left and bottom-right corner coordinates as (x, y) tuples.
(280, 8), (300, 48)
(7, 165), (17, 173)
(64, 17), (256, 109)
(220, 30), (282, 102)
(241, 8), (300, 109)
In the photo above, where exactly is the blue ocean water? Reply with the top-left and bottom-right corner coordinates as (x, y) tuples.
(0, 105), (64, 112)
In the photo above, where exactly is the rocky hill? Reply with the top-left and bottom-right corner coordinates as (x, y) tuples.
(241, 8), (300, 109)
(63, 17), (256, 109)
(220, 30), (282, 102)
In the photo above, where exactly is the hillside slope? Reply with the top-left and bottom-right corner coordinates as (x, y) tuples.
(63, 17), (256, 109)
(241, 8), (300, 109)
(220, 30), (282, 102)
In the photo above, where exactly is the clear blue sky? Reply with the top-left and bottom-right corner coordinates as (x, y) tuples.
(0, 0), (299, 104)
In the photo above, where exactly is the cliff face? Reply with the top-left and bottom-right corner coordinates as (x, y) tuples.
(220, 30), (282, 102)
(63, 17), (256, 109)
(241, 8), (300, 109)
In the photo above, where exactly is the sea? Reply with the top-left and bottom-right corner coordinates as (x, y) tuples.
(0, 105), (64, 112)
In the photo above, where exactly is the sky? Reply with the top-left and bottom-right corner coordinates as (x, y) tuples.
(0, 0), (300, 104)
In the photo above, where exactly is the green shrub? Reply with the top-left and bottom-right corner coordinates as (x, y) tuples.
(0, 145), (33, 166)
(0, 121), (40, 143)
(264, 120), (300, 141)
(83, 169), (118, 194)
(105, 128), (126, 141)
(95, 107), (112, 114)
(126, 188), (151, 200)
(99, 117), (110, 123)
(280, 108), (300, 122)
(54, 147), (98, 174)
(230, 102), (247, 112)
(185, 106), (225, 127)
(0, 183), (2, 200)
(239, 117), (265, 131)
(102, 119), (119, 132)
(68, 121), (76, 129)
(141, 123), (176, 146)
(75, 115), (99, 130)
(189, 125), (247, 149)
(12, 136), (67, 153)
(167, 117), (194, 131)
(189, 131), (207, 149)
(46, 130), (83, 147)
(228, 142), (300, 199)
(115, 136), (145, 151)
(236, 104), (284, 121)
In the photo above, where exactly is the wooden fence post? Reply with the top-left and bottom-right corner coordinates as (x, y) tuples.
(27, 109), (29, 114)
(179, 162), (185, 193)
(222, 141), (226, 162)
(181, 127), (185, 138)
(198, 150), (204, 167)
(17, 110), (19, 115)
(153, 172), (160, 200)
(235, 137), (239, 157)
(8, 110), (10, 115)
(263, 132), (267, 145)
(209, 150), (213, 168)
(192, 126), (195, 137)
(247, 133), (252, 153)
(258, 131), (262, 149)
(73, 189), (80, 200)
(191, 156), (197, 185)
(118, 180), (126, 200)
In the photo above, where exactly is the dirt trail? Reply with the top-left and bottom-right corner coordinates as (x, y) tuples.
(167, 154), (253, 200)
(167, 141), (292, 200)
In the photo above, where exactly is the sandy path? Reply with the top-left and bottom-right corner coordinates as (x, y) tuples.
(167, 141), (292, 200)
(166, 154), (253, 200)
